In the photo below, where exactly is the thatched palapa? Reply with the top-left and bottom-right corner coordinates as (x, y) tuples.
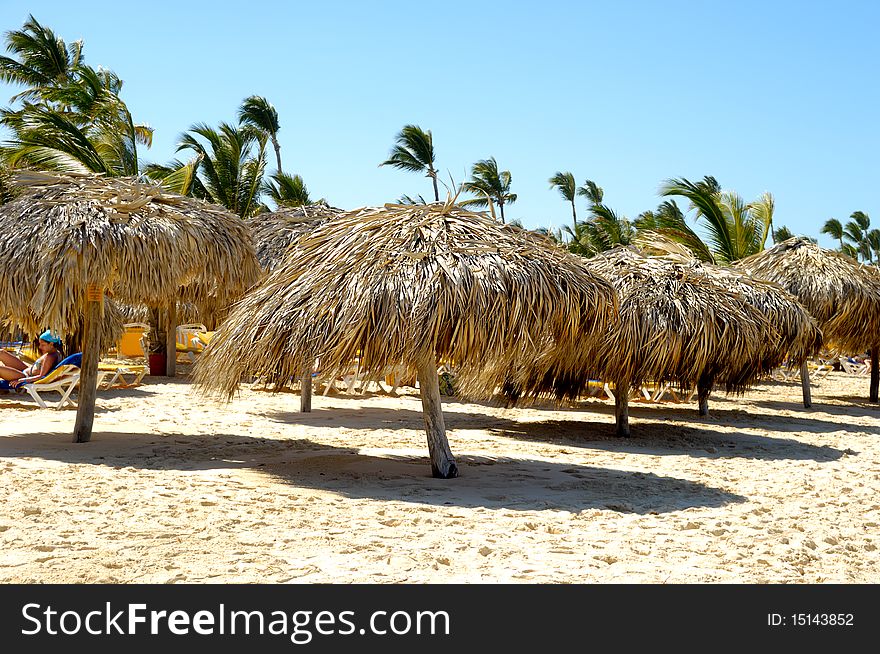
(503, 247), (818, 435)
(196, 200), (619, 478)
(250, 202), (344, 272)
(0, 171), (261, 442)
(739, 237), (880, 402)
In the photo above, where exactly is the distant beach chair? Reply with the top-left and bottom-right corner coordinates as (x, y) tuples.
(98, 362), (148, 388)
(176, 323), (208, 363)
(117, 323), (150, 359)
(840, 356), (869, 376)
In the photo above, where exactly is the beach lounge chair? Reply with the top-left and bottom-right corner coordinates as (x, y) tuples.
(117, 323), (150, 359)
(176, 323), (208, 363)
(840, 356), (869, 376)
(98, 362), (148, 388)
(14, 353), (108, 409)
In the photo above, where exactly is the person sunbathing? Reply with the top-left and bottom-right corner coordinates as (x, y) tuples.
(0, 331), (64, 388)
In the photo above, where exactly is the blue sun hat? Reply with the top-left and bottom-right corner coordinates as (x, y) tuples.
(38, 330), (63, 345)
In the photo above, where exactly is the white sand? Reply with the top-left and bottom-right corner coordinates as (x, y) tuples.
(1, 368), (878, 583)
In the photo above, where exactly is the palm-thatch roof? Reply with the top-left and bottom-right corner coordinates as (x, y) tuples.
(739, 237), (880, 354)
(0, 170), (262, 441)
(0, 171), (261, 334)
(501, 247), (818, 434)
(250, 202), (345, 272)
(196, 200), (619, 477)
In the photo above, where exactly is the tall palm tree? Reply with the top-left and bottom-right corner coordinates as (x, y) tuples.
(1, 63), (152, 176)
(844, 211), (872, 262)
(0, 15), (82, 104)
(821, 218), (845, 250)
(659, 176), (774, 264)
(867, 229), (880, 265)
(460, 157), (517, 224)
(266, 171), (310, 208)
(577, 179), (603, 205)
(549, 171), (578, 234)
(379, 124), (438, 201)
(238, 95), (282, 174)
(147, 122), (267, 218)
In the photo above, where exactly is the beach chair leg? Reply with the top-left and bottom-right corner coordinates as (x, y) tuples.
(25, 387), (49, 409)
(57, 381), (79, 409)
(603, 383), (614, 402)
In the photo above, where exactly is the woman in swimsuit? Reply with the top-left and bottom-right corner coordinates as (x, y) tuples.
(0, 331), (64, 388)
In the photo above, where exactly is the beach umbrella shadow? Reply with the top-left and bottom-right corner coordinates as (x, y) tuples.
(2, 430), (744, 514)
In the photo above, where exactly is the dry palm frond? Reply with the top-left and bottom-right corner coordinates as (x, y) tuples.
(250, 202), (345, 272)
(0, 171), (262, 338)
(195, 201), (619, 400)
(739, 237), (880, 352)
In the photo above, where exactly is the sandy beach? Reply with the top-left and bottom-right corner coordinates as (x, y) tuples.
(1, 367), (878, 584)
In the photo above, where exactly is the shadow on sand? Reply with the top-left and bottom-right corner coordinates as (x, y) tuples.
(267, 403), (848, 462)
(0, 430), (744, 514)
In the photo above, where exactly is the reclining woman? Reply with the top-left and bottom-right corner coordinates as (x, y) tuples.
(0, 331), (64, 389)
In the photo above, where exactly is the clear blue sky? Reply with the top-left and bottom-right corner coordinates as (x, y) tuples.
(1, 0), (877, 248)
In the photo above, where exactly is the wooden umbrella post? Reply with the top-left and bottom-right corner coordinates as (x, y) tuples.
(300, 373), (312, 412)
(416, 355), (458, 479)
(870, 346), (879, 403)
(614, 380), (630, 437)
(800, 360), (812, 408)
(73, 284), (104, 443)
(697, 373), (713, 417)
(165, 303), (177, 377)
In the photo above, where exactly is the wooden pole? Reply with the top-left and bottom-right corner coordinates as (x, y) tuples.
(800, 360), (812, 408)
(614, 381), (630, 437)
(415, 356), (458, 479)
(697, 375), (712, 417)
(870, 346), (879, 403)
(73, 287), (104, 443)
(300, 373), (312, 412)
(165, 303), (176, 377)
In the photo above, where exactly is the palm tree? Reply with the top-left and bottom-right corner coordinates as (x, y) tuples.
(379, 124), (439, 201)
(266, 171), (310, 208)
(659, 176), (774, 264)
(238, 95), (282, 174)
(844, 211), (872, 262)
(867, 229), (880, 264)
(549, 171), (578, 234)
(634, 200), (715, 262)
(577, 179), (603, 205)
(460, 157), (517, 224)
(0, 15), (82, 104)
(147, 122), (267, 218)
(1, 63), (152, 176)
(772, 225), (794, 243)
(820, 218), (845, 250)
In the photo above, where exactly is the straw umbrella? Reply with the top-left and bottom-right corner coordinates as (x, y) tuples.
(195, 200), (618, 478)
(250, 202), (345, 410)
(251, 202), (344, 273)
(504, 248), (799, 435)
(0, 171), (261, 442)
(740, 237), (880, 403)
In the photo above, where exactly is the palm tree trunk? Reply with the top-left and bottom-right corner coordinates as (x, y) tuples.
(272, 136), (282, 175)
(431, 170), (439, 202)
(499, 201), (505, 225)
(570, 200), (577, 234)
